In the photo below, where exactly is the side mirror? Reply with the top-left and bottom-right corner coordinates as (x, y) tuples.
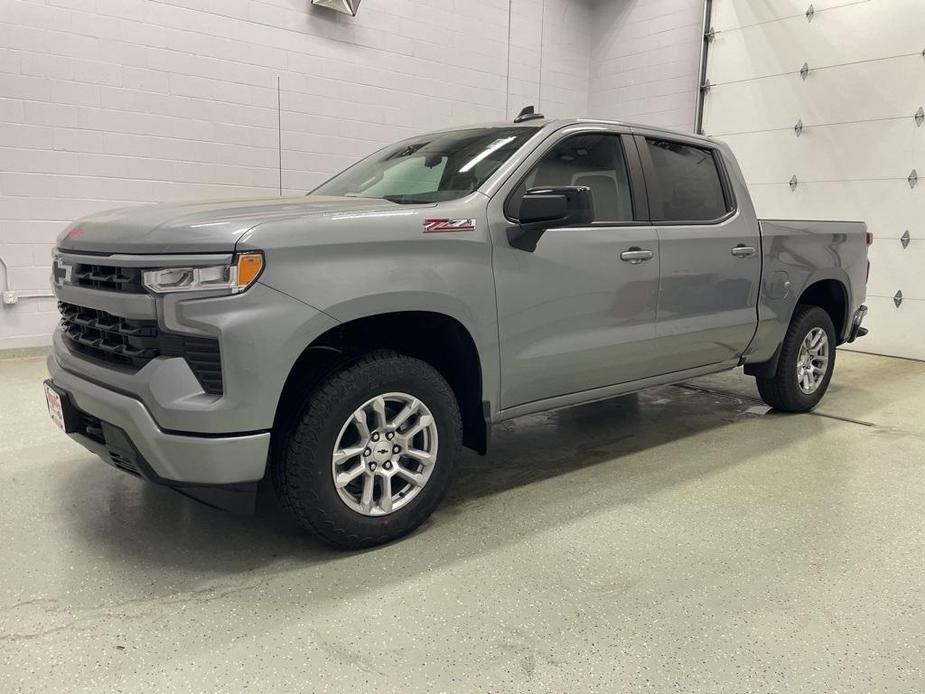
(508, 186), (595, 251)
(518, 186), (594, 232)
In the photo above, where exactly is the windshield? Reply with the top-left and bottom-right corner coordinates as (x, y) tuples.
(311, 126), (540, 204)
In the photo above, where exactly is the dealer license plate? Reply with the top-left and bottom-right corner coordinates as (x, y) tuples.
(44, 383), (65, 431)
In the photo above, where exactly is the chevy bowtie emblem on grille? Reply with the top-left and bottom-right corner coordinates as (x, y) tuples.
(52, 259), (73, 286)
(423, 218), (476, 233)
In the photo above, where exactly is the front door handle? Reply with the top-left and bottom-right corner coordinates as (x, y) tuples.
(620, 247), (654, 264)
(731, 244), (756, 258)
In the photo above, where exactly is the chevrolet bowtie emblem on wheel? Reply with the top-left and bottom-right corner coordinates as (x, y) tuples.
(423, 218), (476, 233)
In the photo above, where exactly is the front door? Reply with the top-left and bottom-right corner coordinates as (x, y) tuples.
(636, 135), (761, 370)
(489, 128), (661, 409)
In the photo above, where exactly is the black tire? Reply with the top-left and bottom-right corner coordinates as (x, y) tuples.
(271, 350), (461, 549)
(756, 305), (837, 412)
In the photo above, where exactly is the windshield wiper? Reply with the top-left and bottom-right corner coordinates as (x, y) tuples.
(382, 195), (435, 205)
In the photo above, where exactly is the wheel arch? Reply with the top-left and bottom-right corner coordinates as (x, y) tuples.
(745, 275), (849, 379)
(795, 277), (849, 342)
(273, 310), (490, 456)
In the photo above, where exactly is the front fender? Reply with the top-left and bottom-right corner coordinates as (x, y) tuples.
(236, 199), (500, 411)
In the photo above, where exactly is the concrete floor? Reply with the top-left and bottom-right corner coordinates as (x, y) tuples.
(1, 351), (923, 693)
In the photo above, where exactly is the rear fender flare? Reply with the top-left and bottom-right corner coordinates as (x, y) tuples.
(746, 271), (850, 379)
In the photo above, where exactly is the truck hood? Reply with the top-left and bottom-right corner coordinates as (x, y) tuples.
(56, 196), (402, 254)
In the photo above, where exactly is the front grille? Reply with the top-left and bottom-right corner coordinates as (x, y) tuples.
(58, 302), (224, 395)
(59, 302), (159, 368)
(72, 262), (145, 293)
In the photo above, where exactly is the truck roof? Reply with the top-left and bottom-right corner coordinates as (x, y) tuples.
(424, 117), (715, 145)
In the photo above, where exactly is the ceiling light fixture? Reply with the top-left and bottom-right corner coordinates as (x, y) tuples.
(311, 0), (361, 16)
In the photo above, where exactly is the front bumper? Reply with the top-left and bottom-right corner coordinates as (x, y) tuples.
(50, 273), (339, 435)
(46, 356), (269, 485)
(45, 251), (342, 501)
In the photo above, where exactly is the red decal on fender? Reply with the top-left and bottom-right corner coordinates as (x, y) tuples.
(423, 218), (476, 233)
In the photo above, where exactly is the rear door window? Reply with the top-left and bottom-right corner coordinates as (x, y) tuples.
(644, 139), (729, 222)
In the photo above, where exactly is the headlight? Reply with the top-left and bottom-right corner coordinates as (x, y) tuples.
(142, 252), (264, 294)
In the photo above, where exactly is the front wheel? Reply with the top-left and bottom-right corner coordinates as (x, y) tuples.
(272, 351), (462, 549)
(756, 305), (836, 412)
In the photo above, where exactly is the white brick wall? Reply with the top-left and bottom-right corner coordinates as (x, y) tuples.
(588, 0), (704, 130)
(0, 0), (705, 349)
(0, 0), (599, 348)
(508, 0), (593, 119)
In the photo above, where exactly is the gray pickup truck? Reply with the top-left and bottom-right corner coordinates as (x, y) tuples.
(44, 112), (870, 547)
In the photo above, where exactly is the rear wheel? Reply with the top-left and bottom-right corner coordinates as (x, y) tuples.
(272, 351), (461, 549)
(756, 305), (836, 412)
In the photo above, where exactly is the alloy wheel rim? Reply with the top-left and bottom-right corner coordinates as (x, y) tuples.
(331, 392), (438, 516)
(796, 327), (829, 394)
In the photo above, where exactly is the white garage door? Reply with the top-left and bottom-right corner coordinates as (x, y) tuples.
(701, 0), (925, 360)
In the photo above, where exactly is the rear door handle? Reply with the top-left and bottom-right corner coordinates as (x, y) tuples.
(731, 244), (756, 258)
(620, 248), (654, 264)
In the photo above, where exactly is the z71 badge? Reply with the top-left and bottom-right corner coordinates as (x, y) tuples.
(423, 218), (476, 233)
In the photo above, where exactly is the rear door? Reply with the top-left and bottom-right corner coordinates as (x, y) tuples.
(636, 134), (761, 370)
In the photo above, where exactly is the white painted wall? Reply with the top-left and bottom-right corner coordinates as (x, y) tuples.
(509, 0), (593, 121)
(0, 0), (595, 349)
(589, 0), (704, 131)
(703, 0), (925, 360)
